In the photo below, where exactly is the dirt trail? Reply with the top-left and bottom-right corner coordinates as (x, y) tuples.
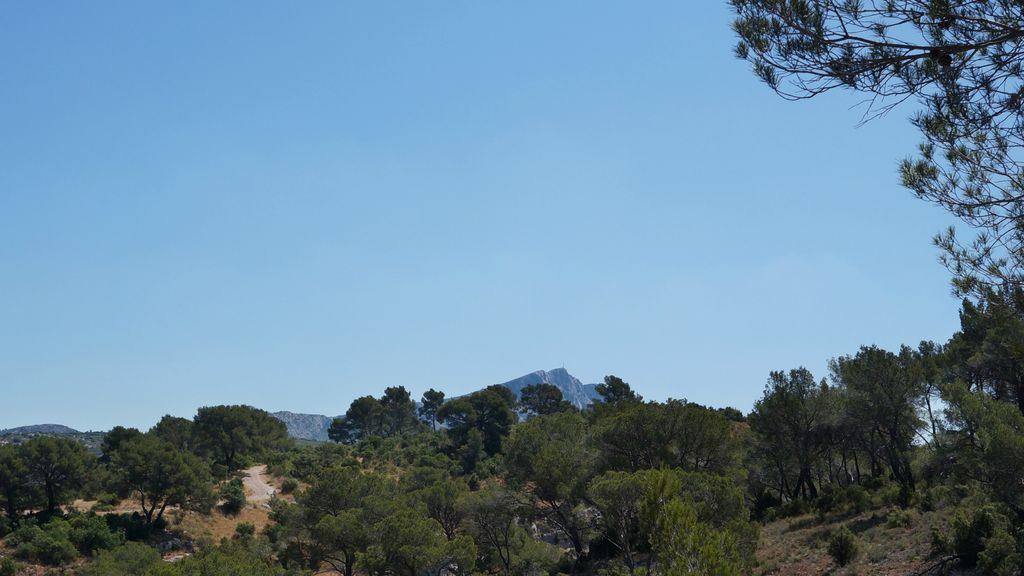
(242, 465), (276, 508)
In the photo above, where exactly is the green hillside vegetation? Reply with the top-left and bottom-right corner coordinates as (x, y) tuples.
(2, 321), (1024, 576)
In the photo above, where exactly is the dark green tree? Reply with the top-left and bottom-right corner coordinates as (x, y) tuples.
(505, 411), (595, 558)
(459, 486), (524, 576)
(21, 436), (89, 513)
(417, 479), (467, 541)
(519, 383), (574, 416)
(437, 387), (518, 456)
(362, 503), (476, 576)
(380, 386), (418, 436)
(0, 445), (32, 520)
(588, 470), (648, 570)
(299, 466), (387, 576)
(831, 346), (924, 496)
(595, 375), (642, 405)
(149, 415), (195, 451)
(592, 400), (740, 474)
(192, 405), (289, 471)
(418, 388), (446, 431)
(100, 426), (142, 459)
(109, 434), (211, 527)
(946, 289), (1024, 414)
(749, 368), (836, 500)
(329, 396), (384, 444)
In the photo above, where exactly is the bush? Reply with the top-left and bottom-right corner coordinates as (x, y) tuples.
(10, 520), (79, 566)
(234, 522), (256, 539)
(950, 504), (1017, 569)
(951, 505), (1000, 567)
(0, 558), (17, 576)
(77, 541), (162, 576)
(978, 529), (1024, 576)
(846, 485), (869, 514)
(752, 491), (781, 521)
(814, 484), (846, 515)
(930, 526), (951, 556)
(886, 509), (913, 529)
(91, 492), (122, 512)
(104, 512), (157, 542)
(828, 525), (859, 567)
(779, 498), (810, 518)
(220, 478), (246, 515)
(280, 477), (299, 494)
(69, 513), (123, 555)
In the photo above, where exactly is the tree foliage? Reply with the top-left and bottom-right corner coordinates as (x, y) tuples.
(109, 434), (211, 526)
(192, 405), (289, 471)
(21, 436), (89, 513)
(732, 0), (1024, 293)
(519, 383), (575, 417)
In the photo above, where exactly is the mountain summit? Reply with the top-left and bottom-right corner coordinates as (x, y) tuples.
(497, 367), (601, 409)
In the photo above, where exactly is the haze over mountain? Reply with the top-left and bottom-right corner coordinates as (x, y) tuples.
(272, 368), (601, 441)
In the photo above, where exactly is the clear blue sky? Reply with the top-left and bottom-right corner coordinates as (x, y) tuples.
(1, 2), (961, 431)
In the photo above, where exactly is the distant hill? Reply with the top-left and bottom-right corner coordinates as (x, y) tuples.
(270, 411), (340, 443)
(0, 424), (81, 435)
(0, 425), (104, 455)
(271, 368), (603, 442)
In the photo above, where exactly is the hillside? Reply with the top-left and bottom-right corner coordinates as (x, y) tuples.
(755, 506), (965, 576)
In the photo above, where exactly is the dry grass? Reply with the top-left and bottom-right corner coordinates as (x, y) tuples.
(171, 504), (272, 543)
(755, 506), (974, 576)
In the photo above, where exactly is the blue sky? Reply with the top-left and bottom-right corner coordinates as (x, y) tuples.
(1, 2), (960, 431)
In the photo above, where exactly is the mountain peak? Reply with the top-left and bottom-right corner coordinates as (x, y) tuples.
(497, 368), (597, 409)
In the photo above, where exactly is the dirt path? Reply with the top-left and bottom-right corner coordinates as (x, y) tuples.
(242, 465), (276, 508)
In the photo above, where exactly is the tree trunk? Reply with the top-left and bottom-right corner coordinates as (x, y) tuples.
(45, 479), (56, 512)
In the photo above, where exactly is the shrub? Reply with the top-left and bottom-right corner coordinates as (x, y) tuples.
(220, 478), (246, 515)
(828, 525), (859, 567)
(780, 498), (810, 518)
(978, 529), (1024, 576)
(951, 505), (1003, 567)
(846, 485), (869, 514)
(0, 558), (16, 576)
(11, 521), (79, 566)
(92, 492), (121, 512)
(280, 477), (298, 494)
(930, 526), (951, 556)
(949, 504), (1022, 573)
(69, 513), (123, 555)
(234, 522), (256, 539)
(77, 541), (162, 576)
(886, 509), (912, 529)
(752, 491), (781, 521)
(103, 511), (166, 542)
(814, 484), (846, 515)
